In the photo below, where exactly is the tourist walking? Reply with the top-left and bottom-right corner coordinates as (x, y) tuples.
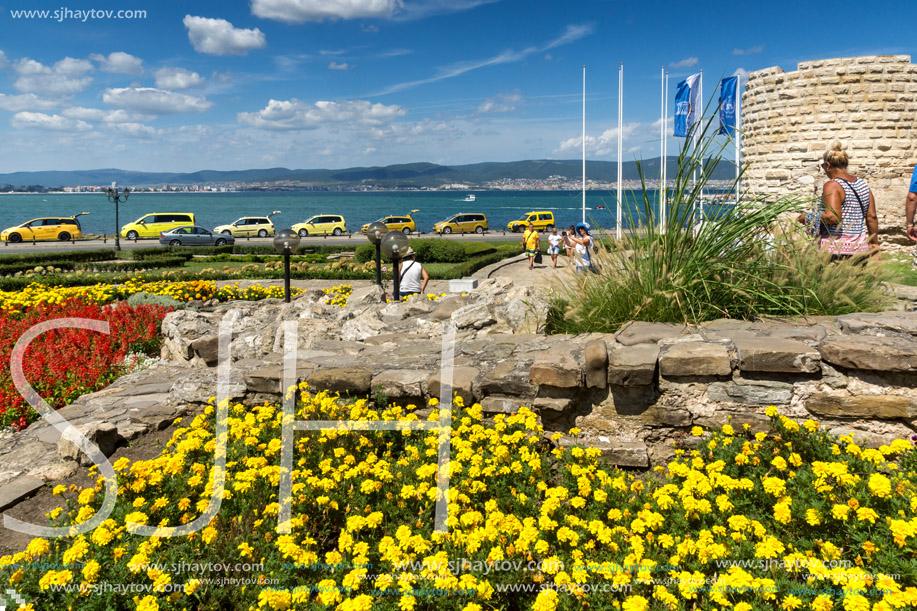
(398, 247), (428, 297)
(522, 222), (540, 270)
(567, 222), (594, 273)
(817, 142), (879, 259)
(906, 165), (917, 267)
(547, 227), (563, 269)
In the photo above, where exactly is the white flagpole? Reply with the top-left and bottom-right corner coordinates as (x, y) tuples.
(698, 69), (704, 225)
(582, 65), (586, 225)
(735, 73), (742, 204)
(659, 66), (664, 233)
(616, 62), (623, 240)
(663, 71), (668, 234)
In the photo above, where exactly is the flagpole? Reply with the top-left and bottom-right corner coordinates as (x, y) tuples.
(582, 65), (586, 225)
(659, 66), (664, 233)
(735, 73), (742, 204)
(616, 62), (623, 240)
(698, 69), (704, 225)
(662, 71), (668, 234)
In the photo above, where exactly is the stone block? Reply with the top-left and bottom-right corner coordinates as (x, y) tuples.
(659, 342), (732, 377)
(0, 475), (45, 512)
(29, 462), (78, 483)
(818, 336), (917, 371)
(371, 369), (430, 403)
(559, 436), (649, 468)
(58, 422), (119, 467)
(734, 337), (821, 373)
(480, 396), (530, 414)
(190, 335), (220, 366)
(430, 296), (469, 321)
(534, 397), (572, 412)
(805, 393), (913, 419)
(530, 349), (582, 388)
(479, 360), (538, 398)
(836, 311), (917, 336)
(451, 302), (496, 330)
(584, 339), (608, 389)
(306, 367), (373, 396)
(615, 321), (691, 346)
(345, 285), (385, 309)
(244, 366), (284, 394)
(426, 366), (480, 405)
(607, 343), (659, 386)
(449, 279), (478, 292)
(708, 380), (794, 405)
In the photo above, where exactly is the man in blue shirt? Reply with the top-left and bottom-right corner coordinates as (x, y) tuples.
(908, 167), (917, 266)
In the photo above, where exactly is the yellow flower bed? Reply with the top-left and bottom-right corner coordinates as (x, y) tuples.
(2, 396), (915, 610)
(0, 279), (304, 313)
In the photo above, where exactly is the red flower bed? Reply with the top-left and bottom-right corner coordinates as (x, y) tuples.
(0, 299), (171, 431)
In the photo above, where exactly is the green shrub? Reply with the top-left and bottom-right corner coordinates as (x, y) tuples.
(0, 249), (115, 265)
(0, 262), (76, 276)
(354, 243), (376, 263)
(410, 239), (466, 263)
(85, 256), (189, 272)
(125, 291), (184, 308)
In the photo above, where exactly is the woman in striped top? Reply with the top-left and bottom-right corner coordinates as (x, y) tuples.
(819, 142), (879, 258)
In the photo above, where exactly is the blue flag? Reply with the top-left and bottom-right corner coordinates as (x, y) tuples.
(674, 73), (701, 137)
(719, 76), (738, 136)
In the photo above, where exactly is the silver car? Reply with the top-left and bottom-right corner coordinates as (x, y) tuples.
(159, 226), (235, 247)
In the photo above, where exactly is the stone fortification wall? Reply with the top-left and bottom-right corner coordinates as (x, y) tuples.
(742, 55), (917, 243)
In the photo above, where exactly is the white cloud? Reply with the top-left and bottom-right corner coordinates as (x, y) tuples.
(374, 23), (593, 96)
(732, 45), (763, 56)
(154, 67), (205, 89)
(183, 15), (266, 56)
(111, 122), (159, 138)
(0, 51), (8, 70)
(361, 23), (379, 32)
(251, 0), (401, 23)
(11, 112), (92, 131)
(393, 0), (499, 21)
(733, 67), (749, 81)
(13, 57), (93, 96)
(61, 106), (154, 123)
(555, 123), (643, 157)
(0, 93), (59, 112)
(238, 98), (405, 130)
(103, 87), (213, 114)
(669, 57), (699, 69)
(90, 52), (143, 74)
(475, 91), (522, 115)
(328, 61), (351, 70)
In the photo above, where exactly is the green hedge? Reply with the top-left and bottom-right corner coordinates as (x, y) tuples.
(195, 253), (328, 264)
(133, 244), (355, 260)
(355, 239), (472, 264)
(0, 262), (77, 276)
(0, 249), (116, 265)
(85, 256), (190, 272)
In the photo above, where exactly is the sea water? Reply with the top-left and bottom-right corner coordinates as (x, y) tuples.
(0, 190), (667, 237)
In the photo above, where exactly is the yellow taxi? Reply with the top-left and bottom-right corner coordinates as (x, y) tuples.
(433, 213), (488, 234)
(292, 214), (347, 237)
(507, 210), (555, 232)
(361, 210), (418, 235)
(121, 213), (196, 240)
(214, 211), (280, 238)
(1, 213), (88, 243)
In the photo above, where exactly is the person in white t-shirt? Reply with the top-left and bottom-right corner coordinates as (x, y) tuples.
(398, 247), (428, 297)
(567, 223), (594, 274)
(546, 226), (563, 269)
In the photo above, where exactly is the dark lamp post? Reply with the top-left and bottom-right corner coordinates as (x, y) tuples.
(365, 221), (388, 288)
(273, 228), (301, 303)
(380, 230), (409, 301)
(105, 182), (131, 251)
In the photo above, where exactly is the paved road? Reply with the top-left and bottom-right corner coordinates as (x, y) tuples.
(0, 230), (532, 255)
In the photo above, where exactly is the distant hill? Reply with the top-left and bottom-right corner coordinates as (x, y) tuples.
(0, 157), (737, 188)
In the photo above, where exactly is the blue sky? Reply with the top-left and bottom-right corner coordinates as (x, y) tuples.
(0, 0), (914, 172)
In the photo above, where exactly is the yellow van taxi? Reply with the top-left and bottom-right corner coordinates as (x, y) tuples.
(1, 212), (88, 243)
(433, 213), (488, 234)
(507, 211), (555, 232)
(121, 213), (196, 239)
(361, 211), (418, 235)
(214, 212), (280, 238)
(292, 214), (347, 237)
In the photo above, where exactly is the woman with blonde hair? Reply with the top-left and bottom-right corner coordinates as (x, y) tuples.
(818, 142), (879, 259)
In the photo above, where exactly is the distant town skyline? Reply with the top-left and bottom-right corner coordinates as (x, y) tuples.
(0, 0), (915, 173)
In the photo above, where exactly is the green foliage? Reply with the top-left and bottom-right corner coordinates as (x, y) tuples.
(0, 249), (115, 265)
(125, 291), (184, 308)
(546, 116), (890, 334)
(410, 239), (467, 263)
(0, 261), (76, 275)
(132, 244), (357, 260)
(354, 243), (377, 263)
(87, 256), (190, 272)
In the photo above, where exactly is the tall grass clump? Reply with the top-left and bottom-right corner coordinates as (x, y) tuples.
(547, 115), (890, 334)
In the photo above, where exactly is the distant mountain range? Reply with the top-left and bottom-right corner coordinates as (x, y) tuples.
(0, 158), (737, 188)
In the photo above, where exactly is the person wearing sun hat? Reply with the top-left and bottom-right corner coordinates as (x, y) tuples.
(566, 222), (594, 273)
(398, 247), (428, 297)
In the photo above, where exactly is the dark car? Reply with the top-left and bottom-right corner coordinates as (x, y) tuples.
(159, 226), (235, 247)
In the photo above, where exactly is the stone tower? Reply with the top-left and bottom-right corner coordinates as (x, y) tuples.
(742, 55), (917, 244)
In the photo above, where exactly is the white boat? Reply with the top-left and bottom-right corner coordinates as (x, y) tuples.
(462, 194), (476, 202)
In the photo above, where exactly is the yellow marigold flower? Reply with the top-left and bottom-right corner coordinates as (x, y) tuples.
(805, 509), (821, 526)
(78, 488), (96, 505)
(765, 406), (778, 417)
(831, 504), (850, 521)
(690, 426), (703, 436)
(783, 595), (803, 610)
(855, 507), (878, 524)
(622, 595), (649, 611)
(532, 589), (559, 611)
(185, 578), (201, 595)
(722, 424), (734, 435)
(868, 473), (891, 498)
